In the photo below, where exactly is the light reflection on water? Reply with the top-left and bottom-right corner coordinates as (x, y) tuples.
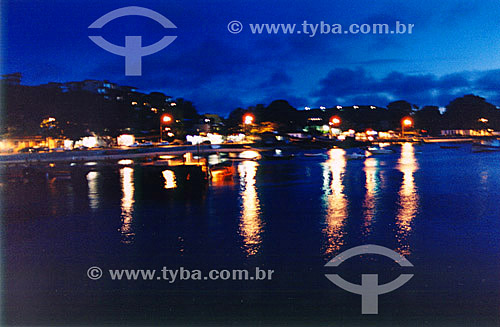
(321, 148), (348, 256)
(86, 171), (100, 210)
(363, 157), (379, 236)
(162, 170), (177, 189)
(395, 143), (419, 256)
(120, 167), (135, 244)
(77, 146), (422, 254)
(238, 160), (263, 256)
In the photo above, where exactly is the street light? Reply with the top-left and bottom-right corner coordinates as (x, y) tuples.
(243, 114), (254, 125)
(330, 116), (341, 126)
(162, 114), (172, 123)
(160, 114), (173, 141)
(401, 117), (413, 137)
(243, 114), (254, 136)
(329, 116), (341, 139)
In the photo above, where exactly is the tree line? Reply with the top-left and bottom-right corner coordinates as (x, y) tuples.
(3, 80), (500, 138)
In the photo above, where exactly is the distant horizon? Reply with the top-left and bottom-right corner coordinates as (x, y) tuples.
(6, 72), (500, 118)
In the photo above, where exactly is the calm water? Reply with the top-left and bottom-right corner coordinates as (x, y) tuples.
(3, 143), (500, 326)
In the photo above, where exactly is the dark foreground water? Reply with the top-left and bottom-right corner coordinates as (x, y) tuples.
(3, 143), (500, 326)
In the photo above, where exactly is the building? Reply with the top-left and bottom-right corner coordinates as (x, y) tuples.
(441, 129), (497, 137)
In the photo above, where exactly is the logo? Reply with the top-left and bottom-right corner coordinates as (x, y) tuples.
(227, 20), (243, 34)
(88, 6), (177, 76)
(87, 266), (103, 280)
(324, 245), (413, 314)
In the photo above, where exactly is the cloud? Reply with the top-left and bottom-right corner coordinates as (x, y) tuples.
(258, 71), (293, 89)
(313, 67), (500, 108)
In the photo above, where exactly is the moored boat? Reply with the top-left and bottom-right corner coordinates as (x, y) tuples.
(472, 138), (500, 152)
(367, 147), (394, 155)
(346, 152), (367, 160)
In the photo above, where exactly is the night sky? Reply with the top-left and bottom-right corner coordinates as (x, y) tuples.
(4, 0), (500, 115)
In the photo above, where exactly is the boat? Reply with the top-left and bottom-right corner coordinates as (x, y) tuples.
(346, 153), (366, 160)
(367, 147), (393, 155)
(472, 138), (500, 152)
(303, 153), (326, 157)
(262, 149), (295, 160)
(210, 161), (235, 179)
(225, 157), (258, 162)
(262, 153), (295, 160)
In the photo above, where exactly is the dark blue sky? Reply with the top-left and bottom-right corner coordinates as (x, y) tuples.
(4, 0), (500, 115)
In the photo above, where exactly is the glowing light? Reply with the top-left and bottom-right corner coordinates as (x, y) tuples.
(304, 106), (311, 110)
(322, 148), (347, 256)
(320, 106), (326, 110)
(162, 114), (173, 123)
(478, 118), (489, 123)
(159, 155), (176, 160)
(336, 105), (342, 109)
(362, 157), (379, 236)
(117, 134), (135, 146)
(227, 134), (246, 143)
(84, 161), (98, 166)
(206, 133), (224, 144)
(82, 136), (98, 148)
(243, 114), (254, 125)
(238, 161), (263, 256)
(353, 105), (359, 109)
(63, 139), (73, 149)
(239, 150), (260, 160)
(120, 167), (135, 244)
(403, 119), (412, 127)
(162, 170), (177, 189)
(87, 171), (100, 210)
(186, 135), (203, 145)
(118, 159), (133, 165)
(396, 143), (419, 256)
(330, 116), (341, 126)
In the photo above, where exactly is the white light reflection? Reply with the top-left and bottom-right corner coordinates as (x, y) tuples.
(119, 167), (135, 244)
(396, 143), (419, 256)
(86, 171), (100, 210)
(322, 148), (348, 256)
(162, 170), (177, 189)
(238, 161), (263, 256)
